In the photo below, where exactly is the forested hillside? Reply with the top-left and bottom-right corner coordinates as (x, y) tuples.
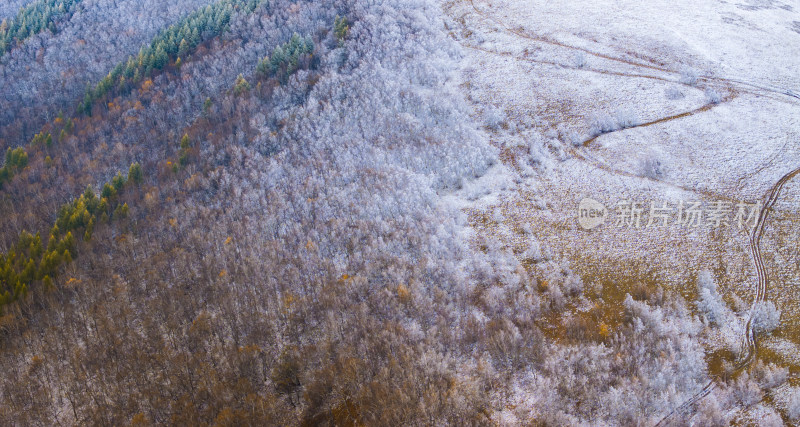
(0, 0), (217, 144)
(0, 0), (36, 20)
(0, 0), (790, 424)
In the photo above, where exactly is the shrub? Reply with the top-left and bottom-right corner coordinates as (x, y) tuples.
(572, 52), (587, 68)
(752, 301), (781, 335)
(665, 87), (685, 100)
(615, 109), (639, 129)
(679, 66), (699, 85)
(557, 125), (583, 147)
(522, 237), (543, 262)
(696, 270), (726, 325)
(588, 113), (618, 136)
(788, 387), (800, 420)
(529, 136), (549, 165)
(484, 106), (505, 130)
(705, 88), (723, 104)
(587, 110), (638, 138)
(640, 151), (668, 180)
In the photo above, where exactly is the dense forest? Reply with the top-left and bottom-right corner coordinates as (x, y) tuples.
(0, 0), (81, 57)
(0, 0), (795, 425)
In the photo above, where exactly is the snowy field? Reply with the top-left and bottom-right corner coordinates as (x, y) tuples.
(446, 0), (800, 419)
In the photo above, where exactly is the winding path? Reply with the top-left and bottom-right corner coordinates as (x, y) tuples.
(655, 165), (800, 426)
(463, 0), (800, 105)
(453, 0), (800, 423)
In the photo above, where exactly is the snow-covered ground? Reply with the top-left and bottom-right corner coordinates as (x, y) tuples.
(446, 0), (800, 418)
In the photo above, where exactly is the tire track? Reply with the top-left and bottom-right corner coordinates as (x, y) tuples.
(461, 54), (741, 204)
(655, 165), (800, 426)
(456, 0), (800, 215)
(453, 1), (800, 423)
(462, 43), (696, 86)
(459, 43), (742, 202)
(457, 0), (800, 217)
(580, 100), (721, 147)
(459, 42), (795, 211)
(463, 0), (800, 106)
(464, 0), (669, 73)
(734, 138), (793, 190)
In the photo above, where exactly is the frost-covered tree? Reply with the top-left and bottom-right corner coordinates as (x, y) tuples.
(0, 0), (736, 424)
(696, 269), (727, 326)
(0, 0), (83, 58)
(0, 0), (220, 143)
(752, 300), (781, 335)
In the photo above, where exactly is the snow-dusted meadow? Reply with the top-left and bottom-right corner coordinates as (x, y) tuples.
(445, 0), (800, 421)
